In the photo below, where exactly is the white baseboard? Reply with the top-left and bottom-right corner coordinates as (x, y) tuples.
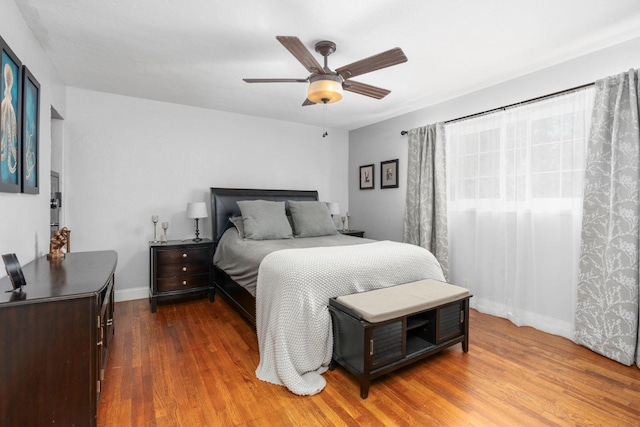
(115, 286), (148, 302)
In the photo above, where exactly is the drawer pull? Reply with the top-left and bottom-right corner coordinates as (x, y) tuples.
(182, 267), (187, 272)
(182, 253), (188, 258)
(182, 280), (187, 286)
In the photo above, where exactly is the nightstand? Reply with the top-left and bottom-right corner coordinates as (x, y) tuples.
(339, 229), (365, 238)
(149, 239), (214, 312)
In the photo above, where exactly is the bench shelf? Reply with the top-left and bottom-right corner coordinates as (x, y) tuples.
(329, 294), (470, 399)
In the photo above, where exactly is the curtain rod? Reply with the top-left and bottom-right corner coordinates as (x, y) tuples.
(400, 81), (595, 135)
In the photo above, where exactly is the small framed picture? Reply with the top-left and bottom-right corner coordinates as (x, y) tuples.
(381, 159), (399, 189)
(359, 164), (374, 190)
(2, 253), (27, 290)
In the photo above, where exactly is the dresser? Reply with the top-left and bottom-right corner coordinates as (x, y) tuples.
(149, 239), (214, 312)
(0, 250), (117, 426)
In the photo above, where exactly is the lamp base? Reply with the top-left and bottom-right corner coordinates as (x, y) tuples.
(193, 218), (202, 242)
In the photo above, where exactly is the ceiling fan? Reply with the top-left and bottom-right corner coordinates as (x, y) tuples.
(243, 36), (408, 106)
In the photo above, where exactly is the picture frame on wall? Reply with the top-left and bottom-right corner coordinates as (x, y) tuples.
(359, 164), (374, 190)
(0, 36), (22, 193)
(381, 159), (399, 189)
(21, 66), (40, 194)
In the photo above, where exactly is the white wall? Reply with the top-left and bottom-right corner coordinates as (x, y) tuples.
(0, 0), (66, 274)
(349, 36), (640, 241)
(64, 88), (349, 299)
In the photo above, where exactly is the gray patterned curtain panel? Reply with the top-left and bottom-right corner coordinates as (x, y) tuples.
(403, 123), (448, 279)
(576, 69), (640, 368)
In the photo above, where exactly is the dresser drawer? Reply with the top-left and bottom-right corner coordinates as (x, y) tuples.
(156, 262), (209, 278)
(156, 246), (209, 265)
(157, 273), (209, 293)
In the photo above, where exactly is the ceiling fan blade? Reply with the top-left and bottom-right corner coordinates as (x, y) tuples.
(302, 98), (315, 106)
(276, 36), (325, 74)
(243, 78), (308, 83)
(336, 47), (407, 80)
(343, 80), (391, 99)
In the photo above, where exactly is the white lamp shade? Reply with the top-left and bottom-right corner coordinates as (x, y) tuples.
(186, 202), (208, 219)
(326, 202), (340, 215)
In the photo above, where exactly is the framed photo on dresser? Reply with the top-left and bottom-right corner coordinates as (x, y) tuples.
(2, 253), (26, 290)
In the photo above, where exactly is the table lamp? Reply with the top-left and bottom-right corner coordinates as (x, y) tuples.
(186, 202), (208, 242)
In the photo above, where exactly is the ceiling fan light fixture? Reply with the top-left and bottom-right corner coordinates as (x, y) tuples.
(244, 37), (407, 106)
(307, 74), (343, 104)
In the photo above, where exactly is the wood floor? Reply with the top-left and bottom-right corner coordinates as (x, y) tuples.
(98, 296), (640, 426)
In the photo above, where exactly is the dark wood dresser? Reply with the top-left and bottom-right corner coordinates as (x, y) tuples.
(0, 250), (117, 426)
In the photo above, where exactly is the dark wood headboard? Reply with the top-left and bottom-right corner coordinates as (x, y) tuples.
(209, 188), (319, 246)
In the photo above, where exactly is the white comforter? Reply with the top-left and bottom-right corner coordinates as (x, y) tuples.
(255, 240), (445, 395)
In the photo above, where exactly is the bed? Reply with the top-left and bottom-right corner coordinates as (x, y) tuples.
(209, 187), (445, 395)
(210, 187), (323, 324)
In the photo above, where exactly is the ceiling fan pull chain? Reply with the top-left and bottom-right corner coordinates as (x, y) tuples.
(322, 102), (329, 138)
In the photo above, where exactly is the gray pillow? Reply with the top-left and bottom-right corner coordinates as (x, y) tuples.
(288, 200), (338, 238)
(229, 216), (245, 238)
(237, 200), (293, 240)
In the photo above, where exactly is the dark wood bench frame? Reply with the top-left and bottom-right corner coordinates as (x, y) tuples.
(329, 295), (471, 398)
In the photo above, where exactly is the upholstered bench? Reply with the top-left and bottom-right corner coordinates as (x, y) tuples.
(329, 279), (471, 398)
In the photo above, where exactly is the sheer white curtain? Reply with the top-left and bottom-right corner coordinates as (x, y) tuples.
(446, 88), (594, 339)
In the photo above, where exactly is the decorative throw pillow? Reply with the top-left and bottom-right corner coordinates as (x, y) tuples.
(237, 200), (293, 240)
(229, 216), (245, 239)
(288, 200), (338, 238)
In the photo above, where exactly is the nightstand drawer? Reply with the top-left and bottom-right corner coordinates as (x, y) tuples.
(156, 247), (209, 265)
(156, 262), (209, 278)
(157, 273), (209, 292)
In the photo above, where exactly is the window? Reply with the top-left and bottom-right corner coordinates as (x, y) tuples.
(447, 88), (594, 211)
(445, 87), (595, 339)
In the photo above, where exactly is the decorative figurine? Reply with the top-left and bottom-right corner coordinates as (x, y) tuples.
(47, 227), (71, 260)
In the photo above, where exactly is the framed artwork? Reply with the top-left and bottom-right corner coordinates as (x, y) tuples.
(21, 66), (40, 194)
(0, 36), (22, 193)
(2, 253), (26, 290)
(359, 164), (374, 190)
(381, 159), (399, 189)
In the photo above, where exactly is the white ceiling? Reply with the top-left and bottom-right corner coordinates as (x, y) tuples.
(15, 0), (640, 130)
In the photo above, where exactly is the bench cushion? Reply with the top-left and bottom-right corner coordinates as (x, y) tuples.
(335, 279), (470, 323)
